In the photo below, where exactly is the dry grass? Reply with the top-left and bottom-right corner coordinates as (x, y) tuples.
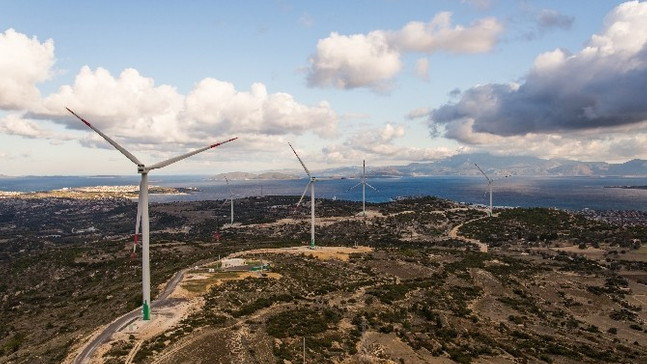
(228, 245), (373, 262)
(180, 271), (281, 296)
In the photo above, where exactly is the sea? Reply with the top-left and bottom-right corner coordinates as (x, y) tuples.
(1, 175), (647, 212)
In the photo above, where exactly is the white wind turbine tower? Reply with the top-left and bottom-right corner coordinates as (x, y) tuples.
(67, 107), (237, 320)
(474, 163), (509, 217)
(223, 176), (235, 225)
(347, 160), (376, 217)
(288, 142), (334, 249)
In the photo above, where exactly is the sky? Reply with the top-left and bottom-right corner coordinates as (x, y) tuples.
(1, 0), (645, 176)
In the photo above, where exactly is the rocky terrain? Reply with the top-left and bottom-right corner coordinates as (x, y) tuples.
(1, 195), (647, 363)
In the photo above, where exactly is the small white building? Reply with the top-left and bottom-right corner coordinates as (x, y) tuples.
(221, 258), (245, 269)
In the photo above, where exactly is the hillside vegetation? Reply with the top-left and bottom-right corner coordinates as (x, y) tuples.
(1, 196), (646, 363)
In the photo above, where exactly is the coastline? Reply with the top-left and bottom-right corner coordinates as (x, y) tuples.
(0, 185), (195, 200)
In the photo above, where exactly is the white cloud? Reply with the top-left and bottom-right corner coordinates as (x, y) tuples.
(306, 31), (401, 91)
(392, 13), (503, 54)
(531, 48), (571, 73)
(0, 29), (55, 110)
(0, 113), (53, 138)
(24, 65), (338, 154)
(183, 78), (338, 138)
(587, 0), (647, 55)
(306, 13), (503, 91)
(452, 121), (647, 163)
(345, 123), (405, 150)
(0, 28), (341, 167)
(329, 123), (453, 163)
(379, 124), (405, 142)
(38, 66), (187, 145)
(407, 107), (431, 120)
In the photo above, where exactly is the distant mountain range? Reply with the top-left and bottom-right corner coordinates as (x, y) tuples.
(210, 171), (301, 181)
(213, 153), (647, 180)
(352, 154), (647, 178)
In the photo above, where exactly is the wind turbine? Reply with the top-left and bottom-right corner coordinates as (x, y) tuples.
(474, 163), (509, 217)
(288, 142), (334, 249)
(347, 160), (376, 217)
(66, 107), (237, 320)
(223, 176), (235, 225)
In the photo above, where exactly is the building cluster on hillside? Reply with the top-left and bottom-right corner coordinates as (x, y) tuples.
(0, 197), (133, 243)
(577, 208), (647, 226)
(65, 185), (140, 193)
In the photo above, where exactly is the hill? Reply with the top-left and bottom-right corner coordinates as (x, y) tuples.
(0, 196), (646, 363)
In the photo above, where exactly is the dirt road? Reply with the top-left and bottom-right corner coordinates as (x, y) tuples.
(448, 216), (489, 252)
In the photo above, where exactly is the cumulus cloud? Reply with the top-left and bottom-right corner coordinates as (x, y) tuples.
(391, 13), (503, 54)
(24, 65), (337, 151)
(441, 120), (647, 163)
(36, 66), (188, 145)
(0, 28), (341, 167)
(183, 79), (337, 139)
(331, 123), (453, 163)
(306, 31), (401, 92)
(0, 29), (55, 110)
(0, 113), (54, 138)
(430, 1), (647, 140)
(307, 13), (503, 91)
(345, 123), (404, 150)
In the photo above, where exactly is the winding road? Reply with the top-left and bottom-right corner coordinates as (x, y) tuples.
(72, 268), (188, 364)
(449, 215), (489, 252)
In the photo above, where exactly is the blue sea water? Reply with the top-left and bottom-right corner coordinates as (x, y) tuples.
(1, 175), (647, 212)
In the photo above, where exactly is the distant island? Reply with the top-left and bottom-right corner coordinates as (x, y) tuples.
(605, 185), (647, 190)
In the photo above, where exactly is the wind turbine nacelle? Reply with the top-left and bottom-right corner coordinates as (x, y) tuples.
(137, 164), (146, 174)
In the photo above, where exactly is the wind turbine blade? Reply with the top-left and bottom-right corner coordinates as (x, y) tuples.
(148, 137), (238, 170)
(135, 197), (143, 237)
(66, 107), (142, 166)
(133, 178), (144, 254)
(346, 182), (362, 192)
(288, 142), (312, 178)
(220, 197), (230, 208)
(296, 181), (311, 208)
(474, 163), (491, 183)
(224, 176), (234, 197)
(365, 182), (378, 191)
